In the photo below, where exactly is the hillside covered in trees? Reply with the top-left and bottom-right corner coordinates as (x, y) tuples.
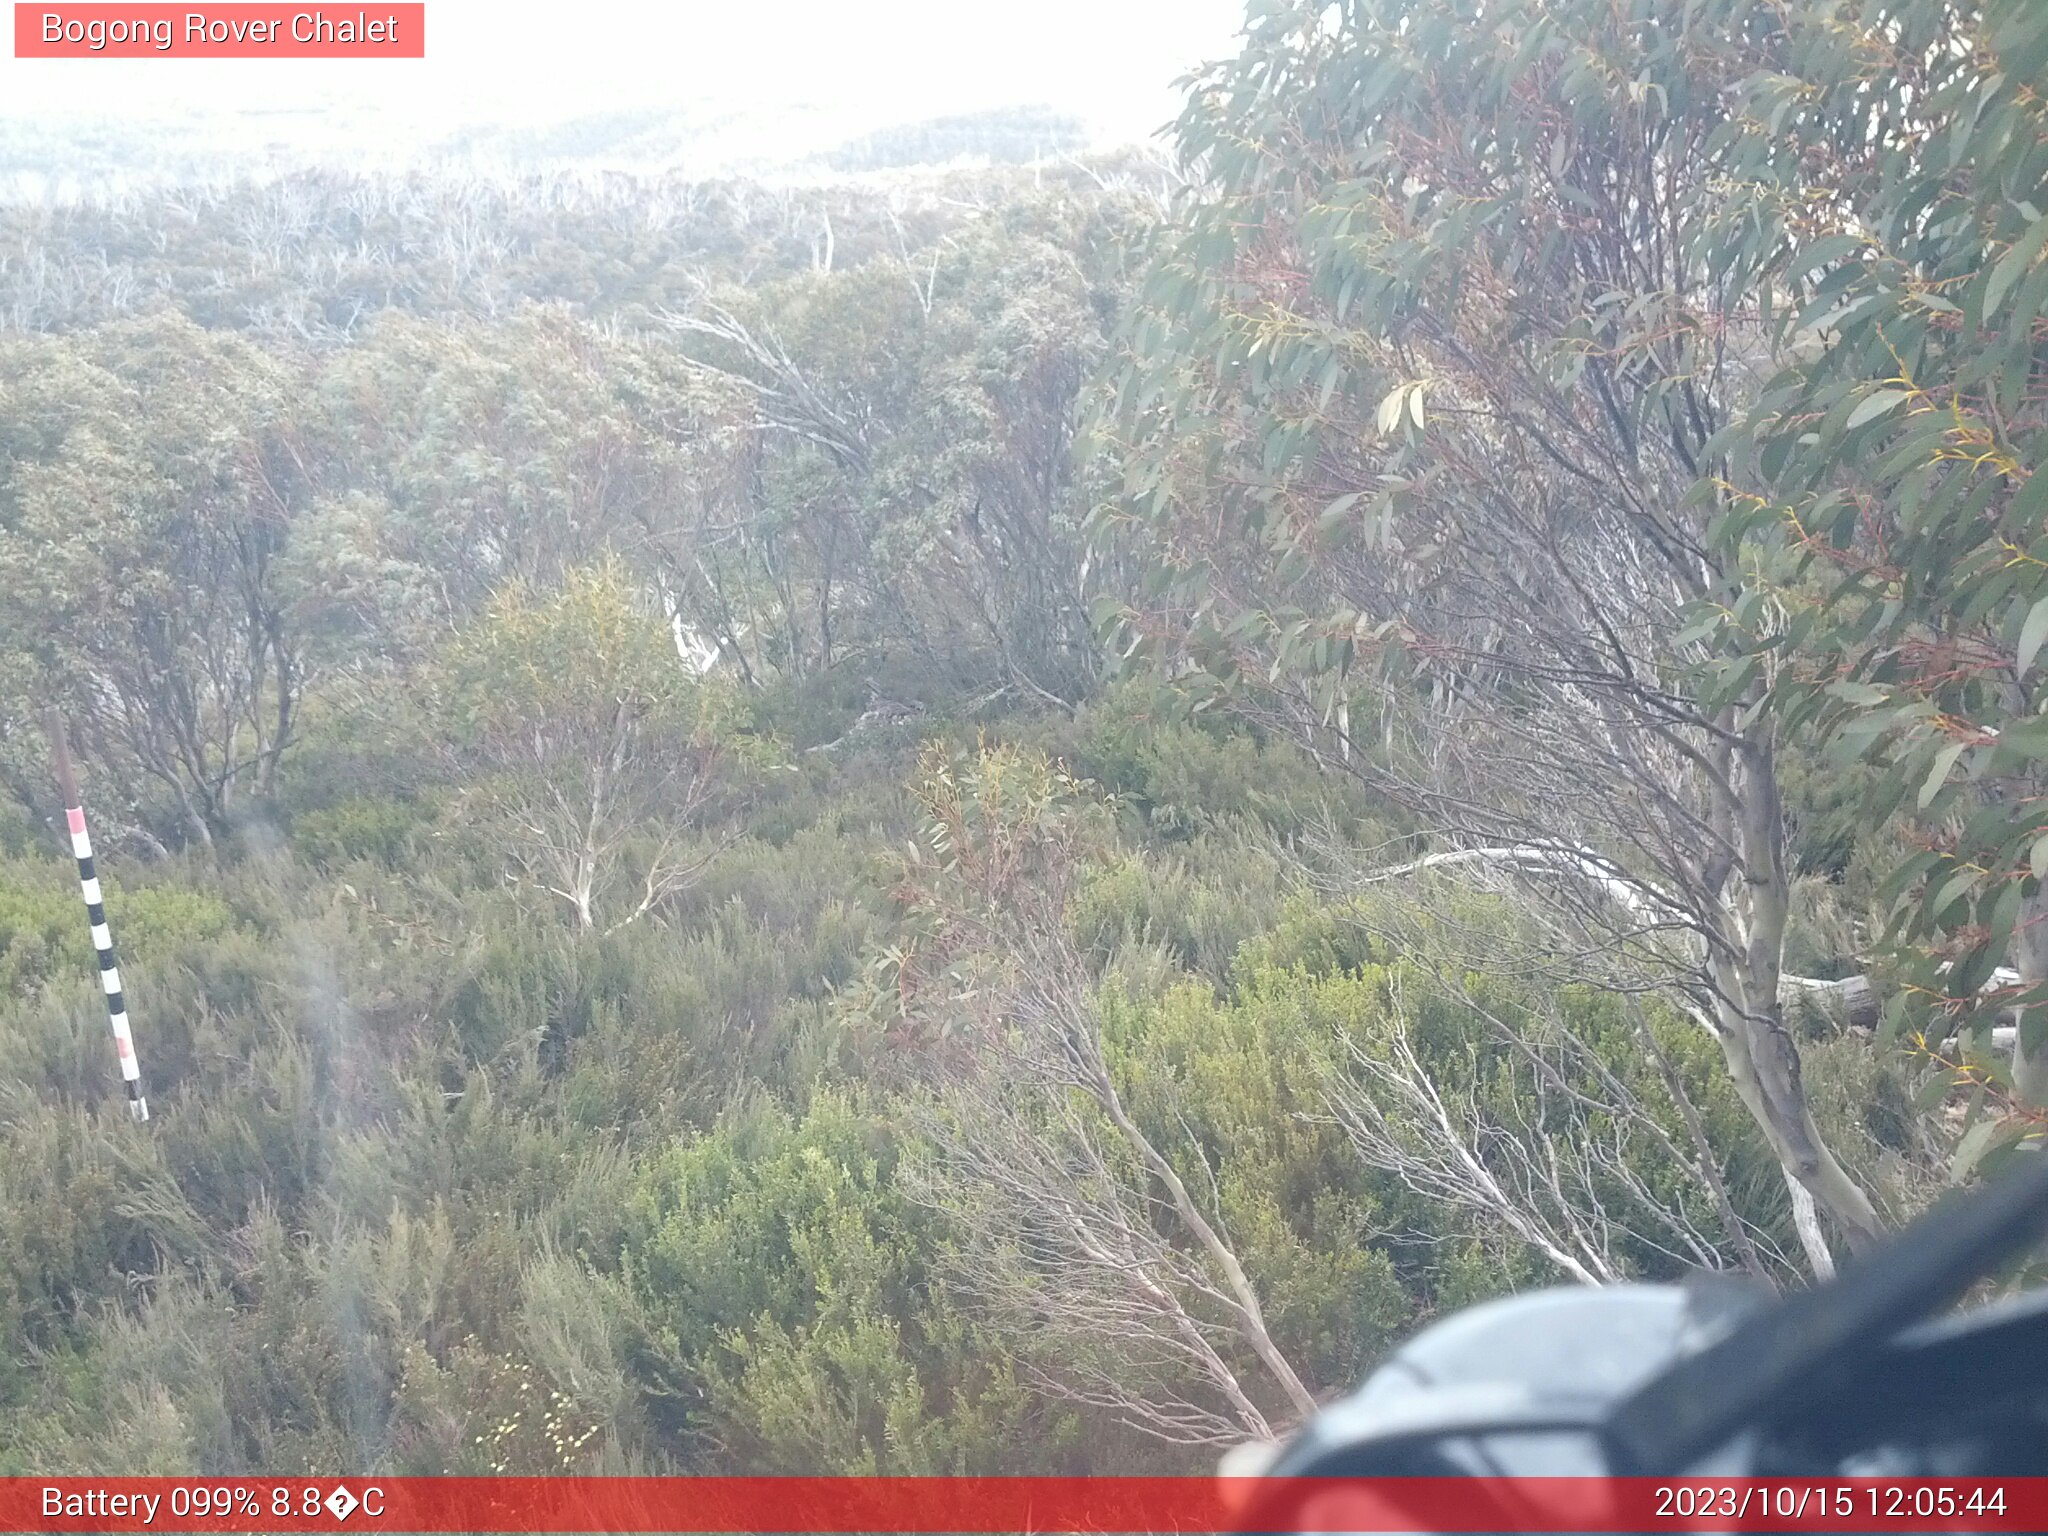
(4, 0), (2047, 1478)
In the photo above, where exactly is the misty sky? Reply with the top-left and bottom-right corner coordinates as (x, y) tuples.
(2, 1), (1250, 148)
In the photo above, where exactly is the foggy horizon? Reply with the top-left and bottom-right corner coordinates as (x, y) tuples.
(1, 1), (1249, 178)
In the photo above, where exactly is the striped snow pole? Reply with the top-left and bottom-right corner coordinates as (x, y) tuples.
(47, 713), (148, 1122)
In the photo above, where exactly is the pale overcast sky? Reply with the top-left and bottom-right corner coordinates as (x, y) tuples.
(2, 1), (1249, 149)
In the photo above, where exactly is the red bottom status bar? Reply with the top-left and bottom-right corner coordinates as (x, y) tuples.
(5, 1476), (2047, 1533)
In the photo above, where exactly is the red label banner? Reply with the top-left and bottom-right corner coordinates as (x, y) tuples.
(13, 4), (424, 57)
(2, 1477), (2045, 1533)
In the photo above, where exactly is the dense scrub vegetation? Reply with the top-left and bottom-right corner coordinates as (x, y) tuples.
(4, 0), (2046, 1477)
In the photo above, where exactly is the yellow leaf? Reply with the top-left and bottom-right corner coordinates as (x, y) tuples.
(1375, 385), (1408, 435)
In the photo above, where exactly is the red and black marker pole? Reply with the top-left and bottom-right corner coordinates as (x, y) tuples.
(46, 712), (148, 1122)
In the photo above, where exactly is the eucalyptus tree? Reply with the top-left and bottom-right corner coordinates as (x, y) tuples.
(438, 563), (742, 933)
(661, 194), (1125, 704)
(1092, 0), (1892, 1269)
(310, 308), (709, 642)
(1699, 2), (2048, 1164)
(0, 314), (314, 847)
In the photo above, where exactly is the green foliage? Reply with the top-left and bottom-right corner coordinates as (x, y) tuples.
(1719, 26), (2048, 936)
(8, 49), (2032, 1477)
(1063, 680), (1397, 844)
(645, 187), (1138, 702)
(0, 158), (1381, 1478)
(1652, 0), (2048, 1154)
(444, 564), (733, 744)
(0, 861), (82, 997)
(1070, 844), (1290, 980)
(431, 562), (754, 931)
(620, 1093), (1057, 1473)
(1095, 976), (1413, 1377)
(0, 854), (236, 995)
(290, 796), (434, 872)
(0, 314), (313, 844)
